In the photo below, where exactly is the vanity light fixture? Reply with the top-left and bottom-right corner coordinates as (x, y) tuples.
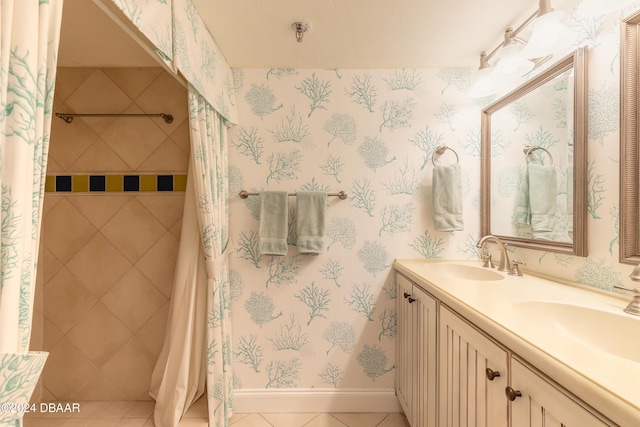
(520, 0), (574, 59)
(468, 53), (502, 98)
(292, 22), (308, 43)
(468, 0), (574, 98)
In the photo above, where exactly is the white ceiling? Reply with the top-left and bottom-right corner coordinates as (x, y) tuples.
(58, 0), (566, 69)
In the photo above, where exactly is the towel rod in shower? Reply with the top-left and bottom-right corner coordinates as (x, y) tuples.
(55, 112), (174, 124)
(239, 190), (348, 200)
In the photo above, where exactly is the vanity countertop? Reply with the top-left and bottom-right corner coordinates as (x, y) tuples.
(394, 259), (640, 427)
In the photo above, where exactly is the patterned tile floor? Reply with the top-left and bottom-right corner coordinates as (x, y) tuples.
(22, 399), (410, 426)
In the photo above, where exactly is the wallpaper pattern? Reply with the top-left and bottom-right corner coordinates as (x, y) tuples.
(227, 0), (638, 392)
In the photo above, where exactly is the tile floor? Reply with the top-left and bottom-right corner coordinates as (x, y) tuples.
(23, 399), (410, 426)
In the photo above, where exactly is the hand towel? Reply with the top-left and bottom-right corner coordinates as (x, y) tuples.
(432, 163), (464, 231)
(514, 167), (530, 226)
(259, 191), (289, 256)
(528, 163), (557, 239)
(296, 191), (327, 254)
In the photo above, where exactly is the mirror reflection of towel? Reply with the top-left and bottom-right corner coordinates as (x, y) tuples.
(515, 163), (557, 239)
(432, 163), (464, 231)
(529, 163), (556, 238)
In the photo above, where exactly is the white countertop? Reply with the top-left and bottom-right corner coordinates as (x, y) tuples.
(394, 259), (640, 427)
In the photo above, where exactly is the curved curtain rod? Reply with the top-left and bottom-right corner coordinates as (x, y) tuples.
(55, 112), (174, 124)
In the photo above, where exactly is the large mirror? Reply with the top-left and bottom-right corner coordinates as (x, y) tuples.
(481, 47), (588, 256)
(620, 11), (640, 264)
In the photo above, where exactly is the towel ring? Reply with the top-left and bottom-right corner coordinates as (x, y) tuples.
(431, 145), (459, 166)
(523, 146), (553, 165)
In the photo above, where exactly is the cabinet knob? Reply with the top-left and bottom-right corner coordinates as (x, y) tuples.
(408, 297), (416, 303)
(485, 368), (501, 381)
(403, 292), (411, 299)
(505, 386), (522, 401)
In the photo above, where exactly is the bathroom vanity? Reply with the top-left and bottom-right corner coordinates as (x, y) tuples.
(394, 259), (640, 427)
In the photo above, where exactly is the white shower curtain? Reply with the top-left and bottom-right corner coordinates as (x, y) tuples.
(0, 1), (63, 425)
(150, 85), (233, 427)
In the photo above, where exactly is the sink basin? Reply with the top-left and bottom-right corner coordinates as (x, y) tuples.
(515, 301), (640, 363)
(428, 263), (505, 281)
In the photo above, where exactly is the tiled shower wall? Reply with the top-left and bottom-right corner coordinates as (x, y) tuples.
(31, 67), (188, 401)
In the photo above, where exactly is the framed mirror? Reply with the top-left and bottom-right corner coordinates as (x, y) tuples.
(620, 11), (640, 264)
(481, 47), (588, 256)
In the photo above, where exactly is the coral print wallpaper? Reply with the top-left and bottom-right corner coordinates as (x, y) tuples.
(228, 67), (481, 392)
(226, 0), (637, 397)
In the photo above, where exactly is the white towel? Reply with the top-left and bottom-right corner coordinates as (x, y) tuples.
(258, 191), (289, 256)
(296, 192), (327, 254)
(432, 163), (464, 231)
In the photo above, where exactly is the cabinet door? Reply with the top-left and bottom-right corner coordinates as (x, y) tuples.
(396, 274), (414, 418)
(412, 285), (437, 427)
(510, 358), (613, 427)
(439, 306), (509, 427)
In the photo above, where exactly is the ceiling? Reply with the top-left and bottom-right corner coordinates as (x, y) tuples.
(58, 0), (567, 69)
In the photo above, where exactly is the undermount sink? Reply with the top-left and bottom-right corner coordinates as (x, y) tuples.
(429, 263), (505, 281)
(515, 300), (640, 363)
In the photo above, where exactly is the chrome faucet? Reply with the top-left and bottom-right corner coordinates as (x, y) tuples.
(476, 235), (510, 272)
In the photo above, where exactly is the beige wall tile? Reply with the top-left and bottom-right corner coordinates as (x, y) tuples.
(138, 139), (188, 173)
(44, 268), (97, 334)
(66, 233), (132, 298)
(43, 249), (64, 284)
(169, 120), (190, 155)
(69, 139), (131, 173)
(102, 268), (167, 332)
(49, 102), (99, 170)
(135, 72), (188, 136)
(136, 195), (184, 229)
(43, 337), (97, 399)
(103, 68), (163, 100)
(44, 199), (97, 264)
(43, 317), (64, 351)
(68, 196), (130, 229)
(65, 70), (133, 134)
(101, 108), (167, 170)
(136, 301), (169, 356)
(55, 68), (96, 102)
(67, 302), (133, 367)
(101, 199), (165, 263)
(70, 373), (127, 402)
(135, 233), (179, 299)
(101, 338), (156, 400)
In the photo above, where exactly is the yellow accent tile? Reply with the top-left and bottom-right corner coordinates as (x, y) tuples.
(72, 175), (89, 192)
(140, 175), (156, 192)
(174, 174), (187, 191)
(45, 176), (56, 193)
(106, 175), (123, 192)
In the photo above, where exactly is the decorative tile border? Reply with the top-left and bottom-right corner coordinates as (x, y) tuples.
(45, 174), (187, 193)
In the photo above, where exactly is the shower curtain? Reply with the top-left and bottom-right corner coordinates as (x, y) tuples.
(150, 85), (233, 427)
(0, 0), (63, 425)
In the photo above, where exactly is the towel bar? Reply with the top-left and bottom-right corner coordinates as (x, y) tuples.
(432, 145), (459, 166)
(523, 146), (553, 165)
(239, 190), (347, 200)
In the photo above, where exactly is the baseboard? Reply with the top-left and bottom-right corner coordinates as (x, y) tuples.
(232, 388), (401, 413)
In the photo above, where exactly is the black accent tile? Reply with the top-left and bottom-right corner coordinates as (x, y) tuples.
(123, 175), (140, 192)
(56, 176), (72, 192)
(157, 175), (173, 191)
(89, 175), (106, 192)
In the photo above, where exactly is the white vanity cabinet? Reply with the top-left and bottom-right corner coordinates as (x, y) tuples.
(510, 357), (612, 427)
(439, 306), (508, 427)
(395, 269), (618, 427)
(396, 273), (438, 427)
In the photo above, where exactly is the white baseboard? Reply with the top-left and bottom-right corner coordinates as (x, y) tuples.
(232, 388), (401, 413)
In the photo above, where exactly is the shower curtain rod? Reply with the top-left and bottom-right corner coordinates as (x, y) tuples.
(239, 190), (348, 200)
(55, 112), (174, 124)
